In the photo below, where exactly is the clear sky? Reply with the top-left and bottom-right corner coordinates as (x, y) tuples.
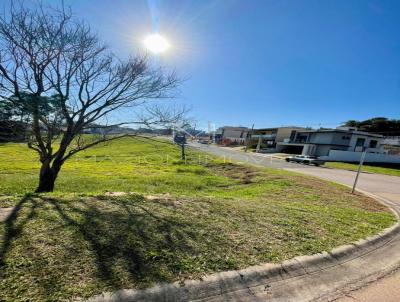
(40, 1), (400, 129)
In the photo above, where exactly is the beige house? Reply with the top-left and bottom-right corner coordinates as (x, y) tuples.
(249, 127), (307, 152)
(215, 126), (249, 145)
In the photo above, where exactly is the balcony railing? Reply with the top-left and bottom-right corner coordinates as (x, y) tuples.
(251, 134), (277, 139)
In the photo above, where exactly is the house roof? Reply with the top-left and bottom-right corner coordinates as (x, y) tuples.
(253, 126), (306, 132)
(297, 129), (383, 138)
(218, 126), (249, 131)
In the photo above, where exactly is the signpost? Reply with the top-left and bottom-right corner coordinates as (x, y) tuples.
(351, 149), (367, 194)
(174, 134), (187, 160)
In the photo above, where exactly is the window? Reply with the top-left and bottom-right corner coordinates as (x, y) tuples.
(355, 138), (365, 147)
(369, 140), (378, 148)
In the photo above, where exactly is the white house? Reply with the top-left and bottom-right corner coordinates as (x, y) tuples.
(381, 136), (400, 155)
(278, 127), (400, 163)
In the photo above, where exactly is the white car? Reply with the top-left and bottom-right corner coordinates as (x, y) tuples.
(285, 155), (325, 166)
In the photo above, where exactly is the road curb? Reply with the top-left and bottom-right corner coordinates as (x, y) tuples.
(86, 191), (400, 302)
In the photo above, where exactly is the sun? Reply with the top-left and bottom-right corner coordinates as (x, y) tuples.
(143, 33), (170, 54)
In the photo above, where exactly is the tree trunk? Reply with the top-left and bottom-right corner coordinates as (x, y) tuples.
(35, 162), (62, 193)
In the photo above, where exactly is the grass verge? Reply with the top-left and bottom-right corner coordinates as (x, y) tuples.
(0, 138), (396, 301)
(326, 161), (400, 177)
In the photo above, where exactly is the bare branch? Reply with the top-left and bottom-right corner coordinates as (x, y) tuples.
(0, 1), (183, 192)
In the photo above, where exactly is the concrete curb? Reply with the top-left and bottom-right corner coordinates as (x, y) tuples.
(86, 191), (400, 302)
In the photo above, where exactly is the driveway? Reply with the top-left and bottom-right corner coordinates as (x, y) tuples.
(189, 142), (400, 302)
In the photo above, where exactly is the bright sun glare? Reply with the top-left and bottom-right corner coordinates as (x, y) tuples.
(144, 33), (170, 54)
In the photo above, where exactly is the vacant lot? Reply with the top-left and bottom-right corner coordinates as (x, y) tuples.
(326, 162), (400, 177)
(0, 139), (396, 301)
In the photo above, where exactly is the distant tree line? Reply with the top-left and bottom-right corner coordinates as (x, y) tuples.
(343, 117), (400, 136)
(0, 93), (64, 142)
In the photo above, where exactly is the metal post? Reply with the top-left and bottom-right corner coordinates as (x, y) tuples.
(245, 124), (254, 152)
(207, 121), (214, 145)
(352, 149), (367, 194)
(256, 135), (262, 153)
(181, 144), (185, 160)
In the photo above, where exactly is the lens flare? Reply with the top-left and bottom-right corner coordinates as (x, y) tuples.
(144, 33), (170, 54)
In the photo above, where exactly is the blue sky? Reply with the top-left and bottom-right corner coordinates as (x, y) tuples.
(43, 1), (400, 129)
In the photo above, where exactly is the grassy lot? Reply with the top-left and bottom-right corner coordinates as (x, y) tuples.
(326, 161), (400, 177)
(0, 138), (396, 301)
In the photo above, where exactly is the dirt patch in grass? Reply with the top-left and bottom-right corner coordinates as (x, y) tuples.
(0, 208), (13, 222)
(146, 194), (183, 207)
(204, 162), (265, 185)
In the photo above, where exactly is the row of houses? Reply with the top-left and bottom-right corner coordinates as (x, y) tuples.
(214, 126), (400, 164)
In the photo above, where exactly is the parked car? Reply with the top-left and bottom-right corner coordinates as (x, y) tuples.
(285, 155), (325, 166)
(198, 139), (209, 144)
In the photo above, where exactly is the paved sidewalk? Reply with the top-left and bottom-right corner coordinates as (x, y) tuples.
(336, 269), (400, 302)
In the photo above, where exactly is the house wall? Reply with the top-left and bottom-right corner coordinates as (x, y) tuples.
(331, 132), (352, 146)
(276, 128), (302, 142)
(302, 144), (346, 156)
(219, 128), (248, 145)
(223, 128), (247, 139)
(317, 145), (345, 156)
(382, 136), (400, 146)
(302, 144), (314, 155)
(383, 145), (400, 155)
(308, 132), (335, 144)
(348, 134), (381, 150)
(320, 150), (400, 164)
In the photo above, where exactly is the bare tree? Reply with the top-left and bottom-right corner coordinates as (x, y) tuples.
(0, 3), (180, 192)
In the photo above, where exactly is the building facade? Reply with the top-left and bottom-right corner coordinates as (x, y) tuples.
(278, 127), (384, 157)
(215, 126), (249, 145)
(381, 136), (400, 155)
(249, 127), (306, 152)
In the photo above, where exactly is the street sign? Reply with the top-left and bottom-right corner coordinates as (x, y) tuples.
(174, 135), (186, 145)
(173, 134), (187, 160)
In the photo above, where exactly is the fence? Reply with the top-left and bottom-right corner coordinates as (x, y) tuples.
(320, 150), (400, 164)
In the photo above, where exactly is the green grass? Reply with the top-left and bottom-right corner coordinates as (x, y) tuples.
(326, 161), (400, 177)
(0, 138), (396, 301)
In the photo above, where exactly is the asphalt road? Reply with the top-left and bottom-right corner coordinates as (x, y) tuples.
(189, 142), (400, 203)
(189, 142), (400, 302)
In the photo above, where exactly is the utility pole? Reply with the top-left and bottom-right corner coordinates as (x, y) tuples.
(245, 124), (254, 152)
(208, 121), (213, 145)
(352, 149), (367, 194)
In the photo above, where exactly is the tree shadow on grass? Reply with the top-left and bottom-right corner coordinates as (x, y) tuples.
(0, 194), (38, 267)
(42, 195), (202, 291)
(0, 194), (226, 300)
